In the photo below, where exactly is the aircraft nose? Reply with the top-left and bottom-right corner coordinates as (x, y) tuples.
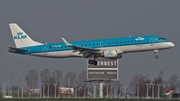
(168, 42), (175, 47)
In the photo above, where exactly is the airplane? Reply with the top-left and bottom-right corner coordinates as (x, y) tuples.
(8, 23), (175, 65)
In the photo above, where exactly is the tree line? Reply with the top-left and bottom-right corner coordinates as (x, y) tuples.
(129, 71), (179, 97)
(24, 69), (180, 97)
(25, 69), (88, 88)
(24, 69), (122, 97)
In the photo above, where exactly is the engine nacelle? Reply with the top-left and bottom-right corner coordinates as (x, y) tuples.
(103, 49), (122, 58)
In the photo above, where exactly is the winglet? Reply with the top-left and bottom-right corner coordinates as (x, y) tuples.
(62, 37), (73, 46)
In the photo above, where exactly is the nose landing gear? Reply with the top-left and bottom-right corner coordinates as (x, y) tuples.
(154, 50), (158, 59)
(154, 55), (158, 59)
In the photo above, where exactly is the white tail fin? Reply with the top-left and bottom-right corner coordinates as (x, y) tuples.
(9, 23), (43, 48)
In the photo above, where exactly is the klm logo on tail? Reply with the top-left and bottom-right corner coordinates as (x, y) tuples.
(14, 32), (27, 39)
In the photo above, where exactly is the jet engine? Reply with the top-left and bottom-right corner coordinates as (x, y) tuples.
(102, 49), (123, 58)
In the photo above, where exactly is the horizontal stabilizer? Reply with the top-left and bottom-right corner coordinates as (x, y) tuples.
(7, 47), (28, 53)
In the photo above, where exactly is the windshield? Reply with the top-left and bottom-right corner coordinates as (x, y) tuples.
(158, 37), (166, 40)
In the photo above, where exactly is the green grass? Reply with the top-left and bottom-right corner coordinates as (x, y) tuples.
(0, 98), (180, 101)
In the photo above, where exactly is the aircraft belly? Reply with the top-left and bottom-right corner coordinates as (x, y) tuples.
(127, 43), (170, 52)
(151, 42), (170, 50)
(118, 46), (131, 52)
(54, 51), (72, 57)
(71, 51), (83, 57)
(31, 51), (72, 58)
(100, 46), (131, 52)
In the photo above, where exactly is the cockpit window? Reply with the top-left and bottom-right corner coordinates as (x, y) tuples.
(158, 37), (166, 40)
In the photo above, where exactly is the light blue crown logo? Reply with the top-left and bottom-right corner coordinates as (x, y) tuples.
(14, 31), (27, 39)
(17, 32), (23, 35)
(135, 37), (144, 41)
(107, 51), (113, 55)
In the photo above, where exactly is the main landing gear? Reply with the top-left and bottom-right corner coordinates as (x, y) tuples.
(154, 50), (158, 59)
(88, 54), (98, 65)
(88, 60), (97, 65)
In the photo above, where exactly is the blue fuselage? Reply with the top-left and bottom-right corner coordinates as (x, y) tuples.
(14, 35), (174, 58)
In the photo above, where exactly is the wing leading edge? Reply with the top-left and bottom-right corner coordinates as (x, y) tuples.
(62, 38), (101, 57)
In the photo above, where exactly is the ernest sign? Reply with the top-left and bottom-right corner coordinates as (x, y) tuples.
(88, 58), (117, 68)
(87, 57), (118, 80)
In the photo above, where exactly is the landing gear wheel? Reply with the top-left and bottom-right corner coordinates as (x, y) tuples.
(153, 50), (159, 59)
(93, 61), (97, 65)
(154, 55), (158, 59)
(88, 60), (97, 65)
(88, 60), (94, 64)
(88, 54), (98, 65)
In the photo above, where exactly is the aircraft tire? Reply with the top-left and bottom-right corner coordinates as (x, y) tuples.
(88, 60), (93, 65)
(93, 61), (97, 65)
(155, 55), (158, 59)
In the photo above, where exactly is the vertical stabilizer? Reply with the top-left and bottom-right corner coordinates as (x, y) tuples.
(9, 23), (43, 48)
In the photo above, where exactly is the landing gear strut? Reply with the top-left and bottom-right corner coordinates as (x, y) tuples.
(154, 50), (158, 59)
(88, 55), (97, 65)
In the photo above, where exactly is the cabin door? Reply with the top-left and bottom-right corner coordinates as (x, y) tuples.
(150, 38), (154, 46)
(43, 47), (48, 54)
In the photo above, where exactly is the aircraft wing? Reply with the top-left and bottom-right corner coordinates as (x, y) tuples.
(7, 46), (28, 53)
(62, 38), (101, 57)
